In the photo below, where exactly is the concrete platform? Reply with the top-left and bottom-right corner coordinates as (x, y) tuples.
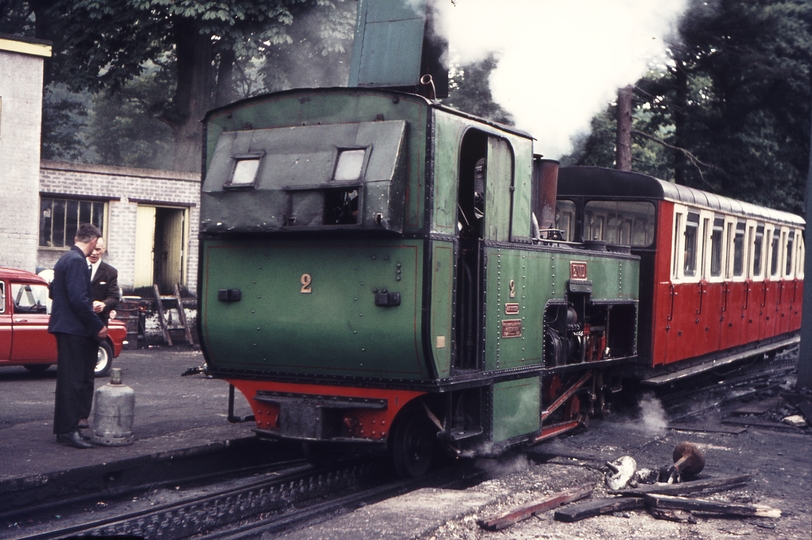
(0, 347), (257, 502)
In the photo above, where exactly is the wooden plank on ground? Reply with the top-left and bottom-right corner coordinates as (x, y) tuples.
(553, 497), (645, 522)
(478, 484), (593, 530)
(614, 475), (752, 498)
(668, 423), (748, 434)
(644, 494), (781, 518)
(722, 416), (800, 431)
(731, 397), (781, 415)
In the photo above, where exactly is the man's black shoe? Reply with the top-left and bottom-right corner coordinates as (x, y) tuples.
(57, 431), (94, 449)
(78, 430), (92, 441)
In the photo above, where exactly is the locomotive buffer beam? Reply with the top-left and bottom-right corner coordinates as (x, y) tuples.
(254, 391), (386, 441)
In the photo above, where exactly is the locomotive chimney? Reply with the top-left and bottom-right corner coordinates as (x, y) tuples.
(533, 157), (560, 234)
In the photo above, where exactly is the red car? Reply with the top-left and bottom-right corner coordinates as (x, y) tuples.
(0, 267), (127, 377)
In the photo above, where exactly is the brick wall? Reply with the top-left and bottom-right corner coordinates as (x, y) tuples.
(38, 161), (201, 295)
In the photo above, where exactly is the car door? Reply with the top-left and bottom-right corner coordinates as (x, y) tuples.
(0, 280), (12, 362)
(9, 282), (55, 362)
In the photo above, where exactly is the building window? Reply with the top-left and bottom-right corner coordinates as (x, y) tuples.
(39, 197), (105, 248)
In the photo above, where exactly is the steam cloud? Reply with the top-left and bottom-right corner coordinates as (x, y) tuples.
(434, 0), (688, 158)
(637, 392), (668, 434)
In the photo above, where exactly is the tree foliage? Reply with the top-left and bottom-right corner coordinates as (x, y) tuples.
(443, 54), (515, 127)
(566, 0), (812, 213)
(1, 0), (354, 172)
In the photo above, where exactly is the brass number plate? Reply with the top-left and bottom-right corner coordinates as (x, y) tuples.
(300, 273), (312, 293)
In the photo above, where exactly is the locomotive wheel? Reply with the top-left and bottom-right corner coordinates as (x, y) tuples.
(391, 408), (436, 478)
(95, 341), (113, 378)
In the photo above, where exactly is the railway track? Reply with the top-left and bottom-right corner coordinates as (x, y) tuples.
(8, 454), (476, 540)
(648, 348), (799, 421)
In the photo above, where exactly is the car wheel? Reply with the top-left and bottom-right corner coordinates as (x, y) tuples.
(95, 341), (113, 378)
(24, 364), (51, 374)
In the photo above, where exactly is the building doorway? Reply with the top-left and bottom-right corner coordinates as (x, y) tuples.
(134, 205), (188, 292)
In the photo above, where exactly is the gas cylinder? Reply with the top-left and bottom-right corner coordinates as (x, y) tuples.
(92, 367), (135, 446)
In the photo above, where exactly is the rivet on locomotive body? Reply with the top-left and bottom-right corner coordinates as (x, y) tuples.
(396, 276), (401, 281)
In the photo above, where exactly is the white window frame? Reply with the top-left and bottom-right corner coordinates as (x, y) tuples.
(784, 228), (797, 279)
(749, 221), (765, 280)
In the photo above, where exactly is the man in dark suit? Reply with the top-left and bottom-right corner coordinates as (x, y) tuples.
(49, 223), (108, 449)
(88, 237), (120, 325)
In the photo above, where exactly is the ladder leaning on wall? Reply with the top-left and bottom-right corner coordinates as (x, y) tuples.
(153, 284), (193, 346)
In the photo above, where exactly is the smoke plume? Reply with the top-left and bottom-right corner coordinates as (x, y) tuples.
(434, 0), (688, 158)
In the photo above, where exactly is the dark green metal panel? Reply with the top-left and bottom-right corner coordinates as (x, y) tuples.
(484, 138), (513, 242)
(201, 238), (428, 379)
(431, 112), (463, 235)
(492, 377), (540, 442)
(483, 248), (548, 371)
(348, 0), (426, 88)
(482, 247), (640, 372)
(430, 241), (454, 378)
(203, 90), (429, 233)
(202, 120), (407, 233)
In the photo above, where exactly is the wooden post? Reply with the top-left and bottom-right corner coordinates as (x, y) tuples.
(797, 94), (812, 391)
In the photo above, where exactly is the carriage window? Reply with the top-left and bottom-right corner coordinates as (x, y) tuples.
(710, 217), (724, 277)
(785, 231), (795, 277)
(672, 213), (682, 278)
(770, 233), (780, 277)
(586, 212), (604, 241)
(733, 221), (746, 277)
(683, 212), (700, 277)
(752, 223), (764, 277)
(555, 200), (576, 241)
(797, 234), (805, 278)
(583, 200), (655, 246)
(0, 282), (5, 314)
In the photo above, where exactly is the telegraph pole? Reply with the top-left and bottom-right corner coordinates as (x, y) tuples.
(797, 98), (812, 391)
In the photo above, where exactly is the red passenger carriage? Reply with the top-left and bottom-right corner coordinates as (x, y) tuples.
(556, 167), (804, 384)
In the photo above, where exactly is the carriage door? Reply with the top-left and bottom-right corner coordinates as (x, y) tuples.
(453, 131), (514, 371)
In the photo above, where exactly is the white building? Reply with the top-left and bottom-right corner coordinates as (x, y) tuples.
(0, 34), (200, 294)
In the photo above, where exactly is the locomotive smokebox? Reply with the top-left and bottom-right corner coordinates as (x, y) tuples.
(533, 157), (560, 234)
(92, 367), (135, 446)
